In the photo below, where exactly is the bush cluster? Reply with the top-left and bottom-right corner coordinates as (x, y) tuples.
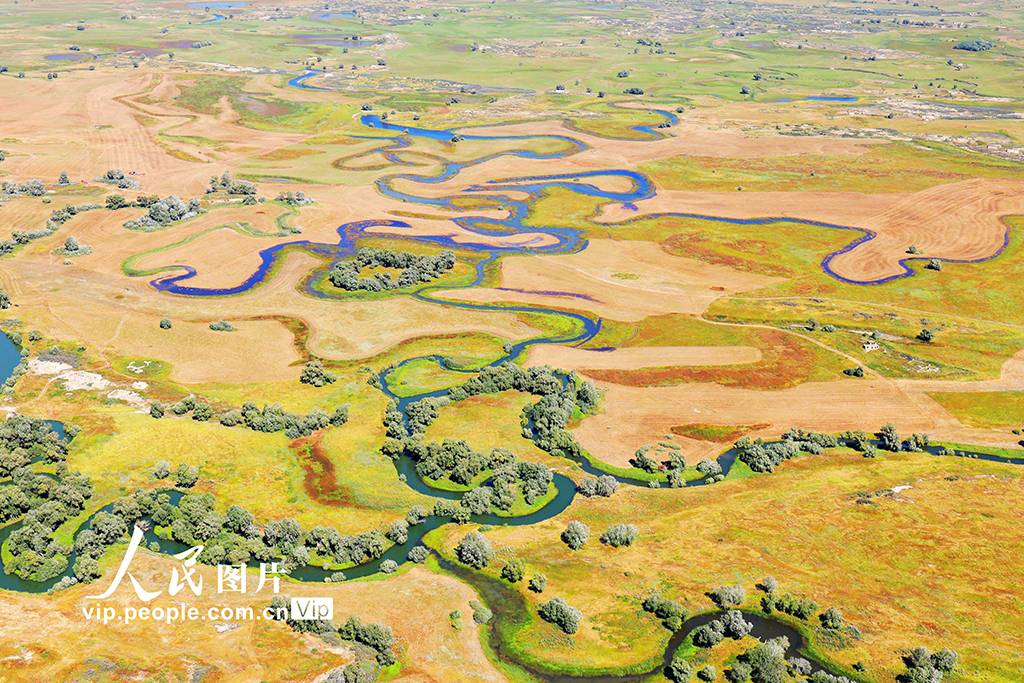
(329, 247), (456, 292)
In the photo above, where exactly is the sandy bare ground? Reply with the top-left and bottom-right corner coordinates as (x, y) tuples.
(434, 238), (784, 320)
(2, 250), (539, 383)
(575, 376), (1021, 468)
(464, 117), (883, 161)
(525, 345), (761, 369)
(596, 188), (904, 227)
(0, 554), (504, 683)
(827, 178), (1024, 282)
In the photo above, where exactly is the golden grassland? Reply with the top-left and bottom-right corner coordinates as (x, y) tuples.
(434, 450), (1024, 682)
(2, 3), (1024, 680)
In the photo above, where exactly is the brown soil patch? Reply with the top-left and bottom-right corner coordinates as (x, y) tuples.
(525, 344), (761, 370)
(580, 329), (824, 393)
(435, 239), (783, 320)
(236, 93), (290, 117)
(597, 188), (902, 226)
(574, 362), (1024, 467)
(828, 178), (1024, 282)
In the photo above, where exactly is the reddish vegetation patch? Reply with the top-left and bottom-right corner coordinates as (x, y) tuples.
(249, 314), (313, 364)
(583, 330), (828, 390)
(661, 233), (793, 277)
(292, 435), (360, 508)
(236, 94), (290, 117)
(670, 422), (771, 442)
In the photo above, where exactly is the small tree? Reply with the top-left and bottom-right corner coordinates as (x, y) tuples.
(917, 328), (935, 343)
(529, 573), (547, 593)
(708, 584), (746, 609)
(697, 665), (717, 682)
(174, 463), (200, 487)
(57, 171), (70, 186)
(537, 597), (582, 634)
(149, 401), (165, 419)
(561, 521), (589, 550)
(159, 318), (172, 329)
(152, 460), (170, 478)
(455, 531), (494, 568)
(300, 359), (336, 387)
(820, 606), (843, 630)
(501, 557), (524, 583)
(926, 258), (942, 271)
(600, 523), (639, 547)
(667, 656), (693, 682)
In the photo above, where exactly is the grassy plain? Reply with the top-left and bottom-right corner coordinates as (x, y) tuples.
(435, 450), (1024, 682)
(0, 0), (1023, 680)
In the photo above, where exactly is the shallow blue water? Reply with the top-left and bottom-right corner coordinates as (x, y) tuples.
(311, 12), (356, 20)
(772, 95), (859, 103)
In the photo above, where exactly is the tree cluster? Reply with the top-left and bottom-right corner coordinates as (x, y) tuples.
(455, 530), (494, 568)
(0, 200), (100, 257)
(899, 646), (959, 683)
(123, 194), (203, 231)
(269, 600), (396, 668)
(953, 39), (992, 51)
(5, 465), (92, 582)
(561, 520), (589, 550)
(575, 474), (619, 497)
(329, 247), (456, 292)
(300, 359), (336, 387)
(600, 523), (638, 547)
(762, 592), (817, 620)
(277, 190), (314, 206)
(734, 437), (800, 473)
(397, 438), (552, 510)
(708, 584), (746, 608)
(96, 169), (140, 190)
(155, 396), (348, 440)
(538, 596), (582, 634)
(641, 593), (689, 631)
(692, 610), (752, 648)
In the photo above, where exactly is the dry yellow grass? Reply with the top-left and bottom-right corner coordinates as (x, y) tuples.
(572, 376), (1018, 467)
(434, 239), (783, 319)
(0, 554), (503, 683)
(525, 344), (761, 369)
